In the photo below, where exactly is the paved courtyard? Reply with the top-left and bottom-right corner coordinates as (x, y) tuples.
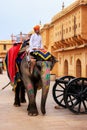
(0, 71), (87, 130)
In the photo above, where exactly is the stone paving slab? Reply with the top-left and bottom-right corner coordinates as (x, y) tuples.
(0, 71), (87, 130)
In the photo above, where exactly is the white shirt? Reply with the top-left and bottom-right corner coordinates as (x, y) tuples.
(29, 33), (43, 52)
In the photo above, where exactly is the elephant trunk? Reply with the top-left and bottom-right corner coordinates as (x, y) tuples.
(41, 87), (49, 114)
(41, 62), (50, 114)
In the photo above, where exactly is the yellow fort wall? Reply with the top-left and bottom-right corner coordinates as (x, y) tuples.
(41, 0), (87, 77)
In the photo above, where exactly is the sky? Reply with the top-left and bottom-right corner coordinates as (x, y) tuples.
(0, 0), (75, 40)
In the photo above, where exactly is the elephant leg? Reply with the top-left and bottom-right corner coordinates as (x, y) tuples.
(14, 82), (21, 107)
(27, 83), (38, 116)
(20, 81), (26, 103)
(22, 75), (38, 116)
(34, 83), (38, 98)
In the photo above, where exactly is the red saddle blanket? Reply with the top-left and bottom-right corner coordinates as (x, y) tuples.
(7, 44), (22, 83)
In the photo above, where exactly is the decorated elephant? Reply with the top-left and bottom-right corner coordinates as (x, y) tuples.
(5, 44), (57, 116)
(17, 55), (56, 116)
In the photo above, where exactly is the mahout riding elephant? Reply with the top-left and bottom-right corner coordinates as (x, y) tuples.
(5, 45), (57, 116)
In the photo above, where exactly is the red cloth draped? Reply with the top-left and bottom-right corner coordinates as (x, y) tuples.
(8, 44), (21, 83)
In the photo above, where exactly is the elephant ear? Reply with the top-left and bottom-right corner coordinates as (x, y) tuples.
(50, 55), (58, 70)
(5, 53), (10, 78)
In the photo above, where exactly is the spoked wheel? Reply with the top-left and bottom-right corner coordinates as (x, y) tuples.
(52, 76), (75, 108)
(65, 78), (87, 114)
(60, 76), (75, 82)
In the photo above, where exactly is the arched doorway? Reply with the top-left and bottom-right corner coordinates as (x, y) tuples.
(64, 60), (68, 75)
(76, 59), (81, 77)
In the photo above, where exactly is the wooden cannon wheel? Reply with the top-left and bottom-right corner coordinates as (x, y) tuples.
(64, 77), (87, 114)
(52, 76), (75, 108)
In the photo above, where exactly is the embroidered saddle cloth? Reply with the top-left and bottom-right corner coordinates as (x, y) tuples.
(32, 49), (52, 61)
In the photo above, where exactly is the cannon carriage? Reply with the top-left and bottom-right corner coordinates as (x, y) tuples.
(52, 76), (87, 114)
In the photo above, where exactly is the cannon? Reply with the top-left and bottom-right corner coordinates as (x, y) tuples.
(52, 76), (87, 114)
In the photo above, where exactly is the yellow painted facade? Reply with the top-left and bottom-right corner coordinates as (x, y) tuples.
(0, 40), (12, 58)
(41, 0), (87, 77)
(0, 40), (12, 69)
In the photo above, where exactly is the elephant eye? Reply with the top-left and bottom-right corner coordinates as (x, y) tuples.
(37, 65), (41, 71)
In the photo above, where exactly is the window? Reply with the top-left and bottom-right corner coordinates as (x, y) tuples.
(66, 28), (68, 33)
(69, 27), (71, 32)
(78, 23), (80, 27)
(3, 44), (6, 50)
(70, 56), (73, 65)
(59, 57), (61, 64)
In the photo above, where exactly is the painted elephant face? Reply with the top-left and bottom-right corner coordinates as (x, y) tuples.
(34, 61), (52, 87)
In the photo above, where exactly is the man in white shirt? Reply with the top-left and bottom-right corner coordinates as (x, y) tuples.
(27, 25), (43, 73)
(29, 25), (43, 53)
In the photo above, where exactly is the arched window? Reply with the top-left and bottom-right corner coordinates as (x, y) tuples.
(76, 59), (81, 77)
(64, 60), (68, 75)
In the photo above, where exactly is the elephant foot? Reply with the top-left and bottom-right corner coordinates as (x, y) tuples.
(27, 103), (38, 116)
(20, 98), (26, 103)
(14, 100), (21, 107)
(14, 102), (21, 107)
(41, 106), (46, 115)
(28, 111), (38, 116)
